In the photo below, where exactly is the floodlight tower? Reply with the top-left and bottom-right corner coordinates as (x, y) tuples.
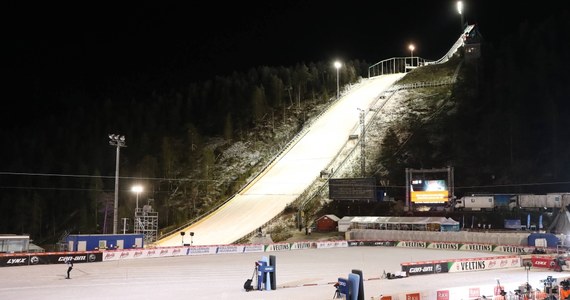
(131, 185), (143, 213)
(457, 1), (464, 30)
(109, 134), (126, 234)
(408, 44), (415, 67)
(334, 61), (342, 99)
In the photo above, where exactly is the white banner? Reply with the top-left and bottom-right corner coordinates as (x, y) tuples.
(316, 240), (348, 249)
(448, 256), (520, 273)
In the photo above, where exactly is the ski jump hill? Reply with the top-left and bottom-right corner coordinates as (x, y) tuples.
(155, 25), (475, 247)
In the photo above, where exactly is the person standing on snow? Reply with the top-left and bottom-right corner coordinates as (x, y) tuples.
(66, 260), (74, 279)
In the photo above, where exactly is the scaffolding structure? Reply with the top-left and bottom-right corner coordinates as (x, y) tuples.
(134, 202), (159, 244)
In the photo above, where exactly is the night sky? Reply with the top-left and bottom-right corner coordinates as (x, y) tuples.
(5, 1), (565, 105)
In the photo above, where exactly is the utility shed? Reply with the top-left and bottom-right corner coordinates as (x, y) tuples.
(315, 214), (340, 232)
(338, 216), (354, 232)
(66, 234), (144, 251)
(0, 235), (30, 253)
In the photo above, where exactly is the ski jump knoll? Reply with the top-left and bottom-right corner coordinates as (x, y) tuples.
(155, 73), (404, 247)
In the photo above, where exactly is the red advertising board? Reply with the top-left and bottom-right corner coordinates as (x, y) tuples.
(531, 256), (554, 269)
(469, 287), (480, 298)
(494, 285), (505, 296)
(406, 293), (420, 300)
(436, 290), (449, 300)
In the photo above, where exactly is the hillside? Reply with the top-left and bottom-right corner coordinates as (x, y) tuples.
(3, 11), (570, 247)
(245, 57), (465, 242)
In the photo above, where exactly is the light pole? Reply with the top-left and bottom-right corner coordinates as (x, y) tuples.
(109, 134), (126, 234)
(524, 262), (532, 295)
(457, 1), (464, 31)
(131, 185), (143, 213)
(122, 218), (128, 234)
(334, 61), (342, 99)
(408, 44), (415, 67)
(357, 108), (365, 176)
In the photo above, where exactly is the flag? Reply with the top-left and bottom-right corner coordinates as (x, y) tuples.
(527, 214), (531, 228)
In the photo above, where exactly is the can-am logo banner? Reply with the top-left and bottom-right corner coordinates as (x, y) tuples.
(402, 262), (449, 276)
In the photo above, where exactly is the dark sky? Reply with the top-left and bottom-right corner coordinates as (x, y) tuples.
(6, 1), (566, 100)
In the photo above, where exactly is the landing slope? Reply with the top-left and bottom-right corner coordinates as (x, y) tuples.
(156, 73), (404, 246)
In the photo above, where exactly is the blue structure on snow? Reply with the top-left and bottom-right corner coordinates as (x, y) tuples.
(65, 234), (144, 251)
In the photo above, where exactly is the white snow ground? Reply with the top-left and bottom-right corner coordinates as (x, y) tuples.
(157, 74), (405, 247)
(1, 247), (567, 300)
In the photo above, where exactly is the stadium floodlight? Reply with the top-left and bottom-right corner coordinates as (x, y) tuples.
(109, 134), (127, 234)
(131, 185), (143, 212)
(457, 1), (464, 30)
(334, 61), (342, 99)
(408, 44), (415, 67)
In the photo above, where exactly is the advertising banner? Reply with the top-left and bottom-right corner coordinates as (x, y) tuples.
(492, 245), (530, 254)
(436, 290), (449, 300)
(397, 241), (428, 249)
(0, 252), (102, 266)
(469, 287), (480, 298)
(494, 285), (506, 296)
(187, 246), (218, 256)
(531, 256), (554, 269)
(402, 262), (449, 276)
(316, 240), (348, 249)
(264, 243), (291, 252)
(0, 255), (31, 267)
(402, 263), (437, 276)
(216, 245), (244, 254)
(290, 242), (316, 250)
(458, 243), (494, 252)
(243, 244), (264, 253)
(348, 241), (395, 247)
(410, 179), (448, 203)
(448, 256), (520, 273)
(369, 241), (395, 247)
(427, 242), (460, 251)
(406, 293), (421, 300)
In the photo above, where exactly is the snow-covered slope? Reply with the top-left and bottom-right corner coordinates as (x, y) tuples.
(156, 73), (405, 246)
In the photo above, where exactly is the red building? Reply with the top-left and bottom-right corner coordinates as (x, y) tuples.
(315, 214), (340, 232)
